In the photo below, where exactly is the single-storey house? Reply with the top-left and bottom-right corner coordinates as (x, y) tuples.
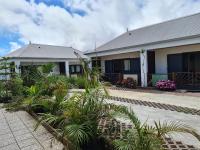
(2, 43), (87, 78)
(85, 13), (200, 89)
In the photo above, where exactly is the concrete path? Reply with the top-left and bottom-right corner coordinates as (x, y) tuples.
(0, 108), (64, 150)
(108, 89), (200, 110)
(106, 99), (200, 149)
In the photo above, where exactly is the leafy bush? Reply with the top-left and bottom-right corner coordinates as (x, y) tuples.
(156, 80), (176, 91)
(21, 65), (43, 87)
(9, 76), (24, 97)
(75, 76), (86, 89)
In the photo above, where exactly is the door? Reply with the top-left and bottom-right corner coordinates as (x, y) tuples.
(167, 54), (183, 73)
(59, 62), (66, 75)
(112, 59), (123, 73)
(131, 58), (141, 85)
(105, 60), (113, 73)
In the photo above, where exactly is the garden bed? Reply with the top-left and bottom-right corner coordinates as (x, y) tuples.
(28, 110), (197, 150)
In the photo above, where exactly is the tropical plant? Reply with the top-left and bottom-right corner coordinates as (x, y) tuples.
(113, 108), (200, 150)
(38, 63), (55, 75)
(21, 65), (43, 86)
(74, 53), (100, 91)
(34, 84), (123, 149)
(0, 57), (15, 102)
(9, 75), (24, 97)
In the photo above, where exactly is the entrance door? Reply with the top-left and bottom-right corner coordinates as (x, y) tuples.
(59, 62), (66, 75)
(167, 54), (183, 73)
(112, 60), (123, 73)
(105, 60), (113, 74)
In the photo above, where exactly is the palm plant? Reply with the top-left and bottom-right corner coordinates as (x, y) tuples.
(74, 52), (100, 91)
(113, 108), (200, 150)
(35, 84), (122, 149)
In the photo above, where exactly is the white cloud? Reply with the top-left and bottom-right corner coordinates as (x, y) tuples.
(0, 0), (200, 53)
(9, 42), (21, 52)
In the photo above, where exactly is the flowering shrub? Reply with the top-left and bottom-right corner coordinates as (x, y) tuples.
(117, 78), (137, 89)
(156, 80), (176, 91)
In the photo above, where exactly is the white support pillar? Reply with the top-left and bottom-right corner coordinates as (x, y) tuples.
(65, 61), (69, 76)
(101, 60), (105, 74)
(14, 60), (21, 74)
(140, 50), (148, 87)
(88, 58), (92, 69)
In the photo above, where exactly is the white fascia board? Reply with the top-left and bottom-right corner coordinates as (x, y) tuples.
(86, 36), (200, 57)
(8, 58), (80, 63)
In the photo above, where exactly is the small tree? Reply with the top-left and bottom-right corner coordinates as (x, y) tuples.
(0, 57), (15, 101)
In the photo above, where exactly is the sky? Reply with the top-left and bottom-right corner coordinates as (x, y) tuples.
(1, 0), (200, 56)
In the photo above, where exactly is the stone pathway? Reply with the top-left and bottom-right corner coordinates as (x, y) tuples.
(106, 99), (200, 149)
(109, 96), (200, 116)
(108, 88), (200, 109)
(0, 108), (64, 150)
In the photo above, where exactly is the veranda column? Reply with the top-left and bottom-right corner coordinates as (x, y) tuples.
(65, 61), (70, 76)
(14, 60), (21, 74)
(88, 58), (92, 69)
(140, 50), (148, 87)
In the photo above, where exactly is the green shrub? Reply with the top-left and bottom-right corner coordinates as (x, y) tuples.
(75, 77), (86, 89)
(9, 76), (24, 96)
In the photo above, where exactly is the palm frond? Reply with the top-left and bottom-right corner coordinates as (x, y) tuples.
(113, 139), (134, 150)
(64, 123), (94, 147)
(154, 121), (200, 141)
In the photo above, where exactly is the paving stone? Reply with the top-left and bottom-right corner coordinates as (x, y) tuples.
(15, 133), (34, 142)
(34, 133), (54, 142)
(21, 144), (44, 150)
(0, 143), (20, 150)
(13, 128), (30, 136)
(0, 133), (14, 141)
(42, 139), (64, 150)
(0, 137), (16, 148)
(17, 138), (39, 149)
(0, 129), (11, 136)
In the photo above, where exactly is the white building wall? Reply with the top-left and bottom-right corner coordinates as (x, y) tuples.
(155, 44), (200, 74)
(101, 52), (140, 60)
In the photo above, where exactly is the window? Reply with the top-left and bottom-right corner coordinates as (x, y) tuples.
(70, 65), (81, 74)
(76, 65), (81, 72)
(124, 60), (130, 71)
(71, 66), (75, 73)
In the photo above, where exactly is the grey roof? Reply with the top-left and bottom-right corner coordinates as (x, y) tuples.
(87, 13), (200, 54)
(5, 43), (87, 59)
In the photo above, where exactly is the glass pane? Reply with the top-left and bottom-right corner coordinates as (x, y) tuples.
(71, 66), (75, 73)
(76, 65), (80, 72)
(124, 60), (130, 71)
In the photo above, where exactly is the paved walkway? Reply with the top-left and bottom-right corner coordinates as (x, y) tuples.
(0, 108), (64, 150)
(108, 89), (200, 109)
(106, 99), (200, 149)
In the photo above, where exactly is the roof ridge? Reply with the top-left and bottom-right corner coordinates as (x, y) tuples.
(30, 43), (74, 48)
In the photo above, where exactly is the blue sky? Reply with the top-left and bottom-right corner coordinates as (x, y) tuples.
(1, 0), (200, 56)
